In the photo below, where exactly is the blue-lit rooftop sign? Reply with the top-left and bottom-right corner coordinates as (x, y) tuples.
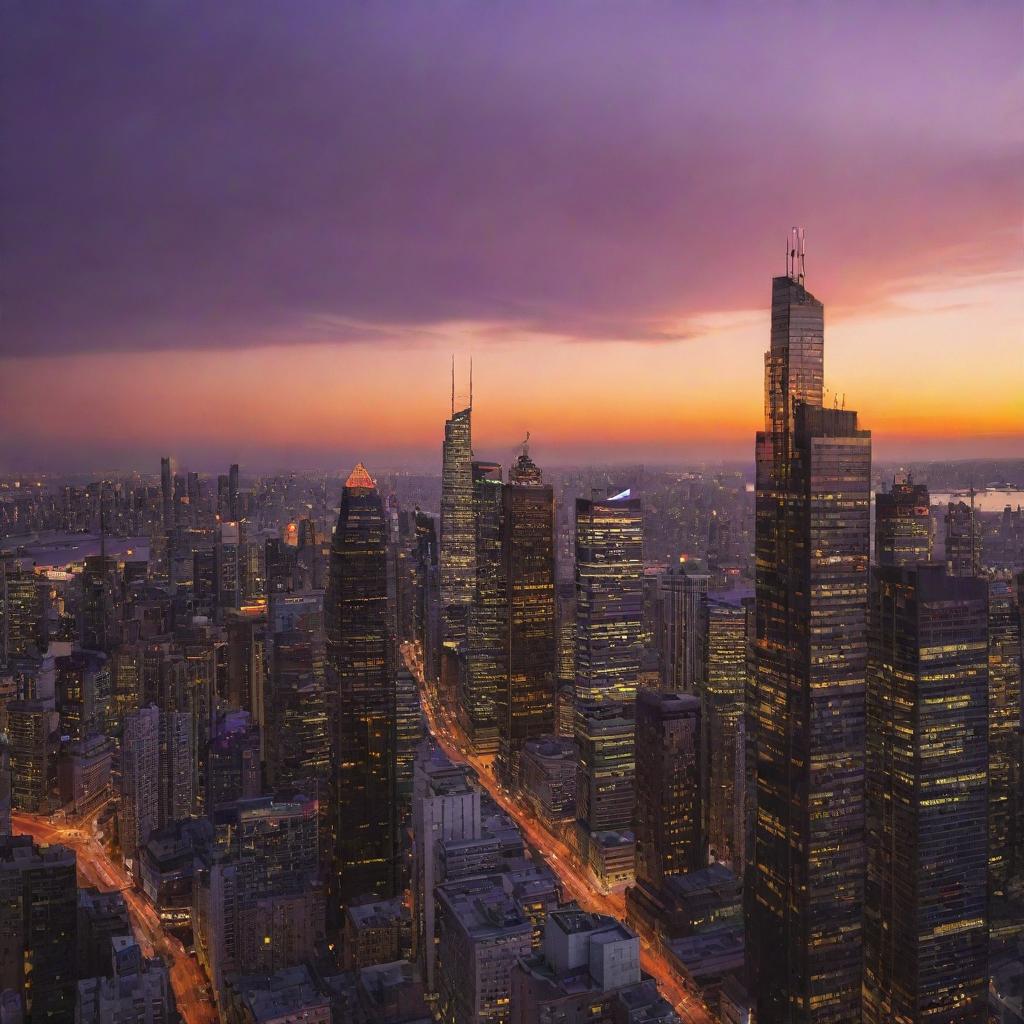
(608, 488), (631, 501)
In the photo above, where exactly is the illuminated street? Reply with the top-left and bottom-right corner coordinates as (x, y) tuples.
(402, 642), (714, 1024)
(12, 811), (217, 1024)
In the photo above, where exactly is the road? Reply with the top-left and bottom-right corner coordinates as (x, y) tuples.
(13, 811), (218, 1024)
(402, 642), (714, 1024)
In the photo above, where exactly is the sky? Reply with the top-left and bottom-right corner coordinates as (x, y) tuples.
(1, 1), (1021, 473)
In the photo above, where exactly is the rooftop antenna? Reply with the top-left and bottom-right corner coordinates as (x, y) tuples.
(521, 431), (531, 459)
(450, 354), (455, 416)
(788, 226), (806, 285)
(469, 356), (473, 410)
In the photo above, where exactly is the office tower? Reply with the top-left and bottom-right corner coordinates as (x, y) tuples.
(435, 875), (533, 1024)
(634, 689), (702, 890)
(0, 740), (9, 837)
(120, 705), (160, 860)
(6, 699), (54, 813)
(394, 666), (423, 813)
(874, 477), (931, 566)
(555, 580), (576, 695)
(325, 463), (398, 911)
(228, 462), (240, 521)
(80, 552), (122, 652)
(413, 510), (441, 685)
(411, 750), (482, 992)
(195, 794), (322, 998)
(575, 699), (634, 836)
(496, 446), (557, 783)
(749, 247), (872, 1023)
(863, 564), (989, 1023)
(225, 616), (267, 745)
(158, 709), (193, 828)
(77, 937), (176, 1024)
(519, 736), (577, 828)
(574, 489), (644, 706)
(440, 396), (475, 637)
(266, 629), (330, 797)
(988, 578), (1022, 891)
(205, 714), (261, 811)
(216, 521), (245, 610)
(701, 595), (749, 867)
(463, 461), (504, 750)
(55, 650), (108, 742)
(0, 836), (78, 1023)
(0, 563), (43, 666)
(657, 560), (710, 693)
(160, 456), (174, 529)
(945, 499), (981, 577)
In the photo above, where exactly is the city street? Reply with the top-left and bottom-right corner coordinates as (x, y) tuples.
(401, 642), (714, 1024)
(12, 811), (217, 1024)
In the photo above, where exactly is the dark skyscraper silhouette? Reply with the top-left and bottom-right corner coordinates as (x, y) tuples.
(440, 380), (475, 641)
(862, 564), (989, 1023)
(749, 238), (872, 1023)
(325, 463), (397, 916)
(874, 477), (932, 566)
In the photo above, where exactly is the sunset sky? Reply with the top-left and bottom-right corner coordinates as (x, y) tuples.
(2, 2), (1021, 472)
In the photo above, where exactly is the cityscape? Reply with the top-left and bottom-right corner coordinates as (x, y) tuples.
(2, 5), (1022, 1024)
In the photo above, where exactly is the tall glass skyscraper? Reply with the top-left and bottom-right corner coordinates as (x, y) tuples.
(574, 490), (644, 706)
(749, 254), (872, 1023)
(325, 463), (397, 916)
(462, 460), (505, 751)
(496, 448), (556, 783)
(863, 564), (989, 1023)
(440, 403), (475, 638)
(874, 477), (932, 566)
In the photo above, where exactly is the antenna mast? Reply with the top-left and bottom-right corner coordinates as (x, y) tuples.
(450, 354), (455, 415)
(788, 226), (806, 285)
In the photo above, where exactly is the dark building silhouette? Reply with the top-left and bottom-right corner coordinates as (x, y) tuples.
(863, 564), (989, 1023)
(748, 245), (872, 1024)
(440, 400), (475, 640)
(945, 500), (981, 577)
(325, 463), (398, 916)
(874, 477), (931, 566)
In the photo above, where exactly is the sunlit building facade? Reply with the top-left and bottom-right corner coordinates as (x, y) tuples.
(325, 463), (397, 914)
(749, 261), (872, 1024)
(863, 564), (989, 1023)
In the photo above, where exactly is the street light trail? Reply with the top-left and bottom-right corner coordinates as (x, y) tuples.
(401, 642), (714, 1024)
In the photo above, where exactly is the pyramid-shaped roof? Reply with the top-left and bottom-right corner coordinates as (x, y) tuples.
(344, 462), (376, 490)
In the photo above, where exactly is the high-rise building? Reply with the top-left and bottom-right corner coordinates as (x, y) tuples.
(7, 699), (56, 813)
(633, 690), (702, 891)
(575, 490), (644, 706)
(463, 460), (505, 751)
(119, 705), (160, 861)
(80, 553), (122, 653)
(440, 400), (475, 638)
(0, 836), (78, 1023)
(749, 248), (872, 1023)
(160, 456), (174, 530)
(575, 700), (635, 836)
(0, 562), (43, 667)
(874, 477), (931, 566)
(863, 564), (989, 1023)
(325, 463), (398, 913)
(657, 560), (710, 693)
(228, 462), (240, 522)
(945, 499), (981, 577)
(496, 447), (557, 783)
(987, 578), (1022, 891)
(701, 594), (750, 867)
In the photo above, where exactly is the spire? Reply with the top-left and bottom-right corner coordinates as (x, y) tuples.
(786, 226), (806, 285)
(344, 462), (376, 490)
(451, 354), (455, 416)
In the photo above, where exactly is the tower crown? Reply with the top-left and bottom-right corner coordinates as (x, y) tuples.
(344, 462), (376, 490)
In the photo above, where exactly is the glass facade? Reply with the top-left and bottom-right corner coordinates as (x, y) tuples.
(863, 564), (989, 1023)
(325, 463), (398, 914)
(749, 274), (871, 1024)
(874, 478), (932, 566)
(440, 407), (475, 635)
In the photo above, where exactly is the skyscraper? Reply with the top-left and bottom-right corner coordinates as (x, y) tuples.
(440, 394), (475, 639)
(874, 476), (932, 566)
(574, 490), (644, 706)
(701, 594), (749, 867)
(496, 445), (557, 783)
(633, 689), (702, 891)
(119, 705), (160, 861)
(749, 243), (872, 1023)
(325, 463), (397, 914)
(945, 499), (981, 577)
(462, 460), (505, 751)
(658, 560), (709, 693)
(987, 577), (1022, 892)
(862, 564), (989, 1023)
